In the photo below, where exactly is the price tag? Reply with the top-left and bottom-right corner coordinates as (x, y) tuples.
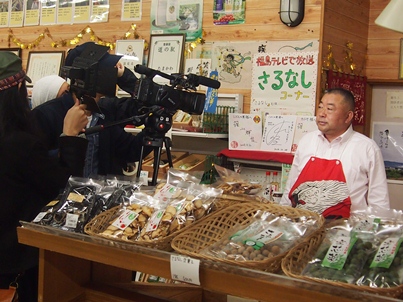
(32, 212), (47, 223)
(139, 170), (148, 185)
(170, 255), (200, 285)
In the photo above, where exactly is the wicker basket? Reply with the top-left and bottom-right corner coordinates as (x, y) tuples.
(281, 227), (403, 298)
(83, 197), (243, 252)
(171, 202), (324, 273)
(84, 205), (183, 251)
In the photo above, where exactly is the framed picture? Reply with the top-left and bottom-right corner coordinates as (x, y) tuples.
(115, 39), (145, 95)
(372, 122), (403, 183)
(147, 34), (185, 83)
(0, 48), (21, 57)
(26, 51), (65, 86)
(400, 39), (403, 80)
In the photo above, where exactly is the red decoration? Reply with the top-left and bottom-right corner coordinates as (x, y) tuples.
(327, 70), (366, 126)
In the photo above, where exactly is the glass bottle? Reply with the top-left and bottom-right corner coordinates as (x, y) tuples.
(270, 171), (280, 200)
(262, 171), (272, 200)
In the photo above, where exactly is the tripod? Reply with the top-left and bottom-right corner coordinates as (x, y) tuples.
(136, 134), (173, 186)
(82, 105), (174, 186)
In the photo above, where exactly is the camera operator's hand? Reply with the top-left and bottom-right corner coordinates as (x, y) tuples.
(63, 98), (89, 136)
(116, 62), (125, 78)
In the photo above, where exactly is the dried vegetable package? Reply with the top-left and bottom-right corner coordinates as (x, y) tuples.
(32, 177), (104, 233)
(169, 184), (222, 233)
(98, 192), (159, 242)
(301, 208), (403, 285)
(213, 164), (262, 196)
(302, 227), (375, 284)
(354, 207), (403, 288)
(200, 211), (315, 262)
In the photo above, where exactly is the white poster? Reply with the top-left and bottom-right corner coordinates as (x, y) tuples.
(210, 40), (319, 90)
(261, 114), (296, 153)
(386, 91), (403, 118)
(251, 51), (318, 115)
(291, 115), (317, 153)
(184, 58), (211, 78)
(228, 113), (262, 150)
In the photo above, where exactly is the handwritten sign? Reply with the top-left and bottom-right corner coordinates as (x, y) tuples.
(291, 115), (317, 153)
(386, 91), (403, 119)
(170, 254), (200, 285)
(251, 51), (318, 115)
(229, 113), (262, 150)
(261, 114), (296, 152)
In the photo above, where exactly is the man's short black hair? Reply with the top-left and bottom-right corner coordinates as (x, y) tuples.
(325, 88), (355, 112)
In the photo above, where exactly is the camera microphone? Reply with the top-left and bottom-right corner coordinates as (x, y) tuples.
(134, 64), (157, 78)
(135, 64), (175, 82)
(135, 64), (221, 89)
(188, 74), (221, 89)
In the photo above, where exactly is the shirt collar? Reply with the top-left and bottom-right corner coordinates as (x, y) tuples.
(317, 125), (354, 143)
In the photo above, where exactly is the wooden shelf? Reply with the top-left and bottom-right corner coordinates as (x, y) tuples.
(125, 127), (228, 139)
(17, 223), (400, 302)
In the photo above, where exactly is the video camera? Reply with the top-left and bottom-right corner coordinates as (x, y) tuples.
(60, 43), (119, 99)
(134, 64), (221, 116)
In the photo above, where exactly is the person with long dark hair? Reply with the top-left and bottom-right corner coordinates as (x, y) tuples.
(0, 52), (89, 302)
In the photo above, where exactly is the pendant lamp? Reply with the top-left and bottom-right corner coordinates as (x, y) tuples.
(375, 0), (403, 33)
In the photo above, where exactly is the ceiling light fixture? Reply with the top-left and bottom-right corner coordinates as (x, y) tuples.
(279, 0), (305, 27)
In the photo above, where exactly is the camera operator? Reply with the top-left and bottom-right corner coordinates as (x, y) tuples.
(0, 52), (88, 302)
(32, 42), (152, 177)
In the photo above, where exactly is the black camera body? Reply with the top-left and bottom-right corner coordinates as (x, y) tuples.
(61, 43), (119, 98)
(135, 76), (207, 116)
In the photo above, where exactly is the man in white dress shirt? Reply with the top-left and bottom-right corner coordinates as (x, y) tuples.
(280, 88), (390, 219)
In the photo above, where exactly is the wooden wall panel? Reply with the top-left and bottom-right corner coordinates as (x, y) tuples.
(1, 1), (402, 107)
(0, 0), (322, 114)
(366, 0), (403, 80)
(322, 0), (369, 77)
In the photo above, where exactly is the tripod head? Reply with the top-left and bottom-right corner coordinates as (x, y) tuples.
(137, 105), (173, 139)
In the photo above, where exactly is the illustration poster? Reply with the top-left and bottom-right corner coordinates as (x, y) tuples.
(213, 0), (245, 25)
(372, 122), (403, 182)
(261, 114), (296, 153)
(228, 113), (262, 150)
(211, 40), (319, 90)
(150, 0), (203, 42)
(251, 51), (318, 115)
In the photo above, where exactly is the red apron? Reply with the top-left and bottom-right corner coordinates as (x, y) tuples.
(288, 156), (351, 219)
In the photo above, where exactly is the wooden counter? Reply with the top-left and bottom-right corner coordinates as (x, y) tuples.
(17, 223), (401, 302)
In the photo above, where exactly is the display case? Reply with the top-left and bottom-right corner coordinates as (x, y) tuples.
(17, 222), (402, 302)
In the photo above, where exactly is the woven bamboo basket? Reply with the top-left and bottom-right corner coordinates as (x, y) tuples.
(170, 202), (324, 273)
(83, 197), (246, 252)
(84, 205), (183, 251)
(281, 227), (403, 298)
